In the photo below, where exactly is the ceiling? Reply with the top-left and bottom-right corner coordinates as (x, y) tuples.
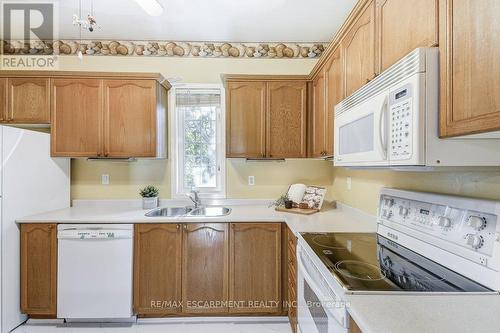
(45, 0), (356, 42)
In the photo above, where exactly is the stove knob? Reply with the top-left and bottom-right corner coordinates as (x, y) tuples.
(384, 198), (395, 207)
(466, 235), (484, 249)
(438, 216), (452, 228)
(468, 216), (486, 231)
(399, 206), (409, 217)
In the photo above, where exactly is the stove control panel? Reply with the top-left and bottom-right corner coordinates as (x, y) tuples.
(379, 194), (498, 256)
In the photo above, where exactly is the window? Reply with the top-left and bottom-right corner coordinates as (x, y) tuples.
(172, 85), (225, 198)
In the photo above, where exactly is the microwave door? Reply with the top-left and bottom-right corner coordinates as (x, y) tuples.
(334, 93), (389, 166)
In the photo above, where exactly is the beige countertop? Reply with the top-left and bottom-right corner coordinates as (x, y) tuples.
(16, 200), (377, 234)
(17, 200), (500, 333)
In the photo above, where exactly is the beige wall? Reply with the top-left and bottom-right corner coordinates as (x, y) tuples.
(58, 56), (336, 200)
(331, 167), (500, 215)
(54, 56), (500, 208)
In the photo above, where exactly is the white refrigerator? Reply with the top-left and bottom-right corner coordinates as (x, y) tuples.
(0, 126), (70, 333)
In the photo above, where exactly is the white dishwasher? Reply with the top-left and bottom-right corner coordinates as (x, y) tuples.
(57, 224), (134, 320)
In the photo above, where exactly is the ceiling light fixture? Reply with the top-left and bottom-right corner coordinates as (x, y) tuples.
(134, 0), (163, 16)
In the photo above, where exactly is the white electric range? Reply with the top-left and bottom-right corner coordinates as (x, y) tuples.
(297, 188), (500, 333)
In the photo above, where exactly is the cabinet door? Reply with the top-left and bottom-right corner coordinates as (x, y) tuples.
(226, 81), (266, 158)
(342, 1), (376, 97)
(324, 47), (343, 156)
(103, 80), (157, 157)
(20, 224), (57, 316)
(7, 78), (50, 123)
(439, 0), (500, 137)
(229, 223), (282, 314)
(377, 0), (438, 72)
(287, 227), (298, 333)
(267, 82), (307, 158)
(182, 223), (228, 313)
(310, 72), (326, 157)
(134, 224), (182, 315)
(0, 78), (7, 121)
(51, 79), (103, 157)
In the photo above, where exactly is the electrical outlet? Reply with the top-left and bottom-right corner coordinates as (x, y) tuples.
(101, 174), (110, 185)
(248, 176), (255, 186)
(346, 176), (352, 190)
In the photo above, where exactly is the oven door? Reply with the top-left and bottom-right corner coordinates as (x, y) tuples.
(297, 245), (348, 333)
(334, 92), (389, 167)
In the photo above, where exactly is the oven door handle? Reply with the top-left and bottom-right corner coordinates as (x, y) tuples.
(298, 247), (347, 328)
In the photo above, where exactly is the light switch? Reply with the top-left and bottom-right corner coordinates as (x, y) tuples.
(248, 176), (255, 186)
(346, 176), (352, 190)
(101, 174), (110, 185)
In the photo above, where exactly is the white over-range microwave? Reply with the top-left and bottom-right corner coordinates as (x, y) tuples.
(334, 47), (500, 168)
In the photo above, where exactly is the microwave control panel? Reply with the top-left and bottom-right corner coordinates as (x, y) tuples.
(379, 194), (498, 258)
(389, 84), (413, 160)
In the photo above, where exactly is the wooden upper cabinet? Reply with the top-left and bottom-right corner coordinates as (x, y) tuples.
(134, 224), (182, 315)
(229, 223), (282, 314)
(20, 224), (57, 316)
(324, 47), (343, 156)
(7, 78), (50, 123)
(226, 81), (266, 158)
(311, 72), (326, 157)
(182, 223), (228, 313)
(377, 0), (438, 72)
(439, 0), (500, 137)
(267, 82), (307, 158)
(51, 79), (103, 157)
(103, 80), (157, 157)
(342, 0), (376, 97)
(0, 78), (6, 121)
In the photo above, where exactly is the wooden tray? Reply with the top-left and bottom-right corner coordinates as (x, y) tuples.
(275, 206), (319, 215)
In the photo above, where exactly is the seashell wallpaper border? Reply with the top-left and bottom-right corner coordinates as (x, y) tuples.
(1, 40), (328, 59)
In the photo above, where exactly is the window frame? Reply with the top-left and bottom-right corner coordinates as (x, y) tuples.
(171, 83), (226, 199)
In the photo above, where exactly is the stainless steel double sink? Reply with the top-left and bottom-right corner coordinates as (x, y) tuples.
(145, 206), (231, 218)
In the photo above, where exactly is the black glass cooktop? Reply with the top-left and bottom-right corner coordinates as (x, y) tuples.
(301, 232), (492, 293)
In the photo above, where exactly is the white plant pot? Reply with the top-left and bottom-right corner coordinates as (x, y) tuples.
(142, 197), (159, 210)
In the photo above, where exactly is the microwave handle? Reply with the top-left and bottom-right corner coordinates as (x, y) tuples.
(378, 97), (389, 159)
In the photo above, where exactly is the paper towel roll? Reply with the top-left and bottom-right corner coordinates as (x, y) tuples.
(287, 183), (307, 203)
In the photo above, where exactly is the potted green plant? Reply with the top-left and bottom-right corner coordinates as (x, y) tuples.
(140, 185), (159, 210)
(269, 193), (293, 209)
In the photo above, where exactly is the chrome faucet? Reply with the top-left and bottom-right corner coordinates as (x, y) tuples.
(187, 189), (202, 208)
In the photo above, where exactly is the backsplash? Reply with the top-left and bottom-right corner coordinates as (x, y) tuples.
(71, 159), (334, 201)
(331, 167), (500, 215)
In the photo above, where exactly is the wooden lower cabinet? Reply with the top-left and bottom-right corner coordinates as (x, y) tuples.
(20, 224), (57, 316)
(286, 226), (298, 333)
(229, 223), (282, 314)
(182, 223), (229, 313)
(134, 224), (182, 315)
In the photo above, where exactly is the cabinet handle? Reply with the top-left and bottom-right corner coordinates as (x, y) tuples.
(176, 224), (180, 229)
(183, 224), (187, 230)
